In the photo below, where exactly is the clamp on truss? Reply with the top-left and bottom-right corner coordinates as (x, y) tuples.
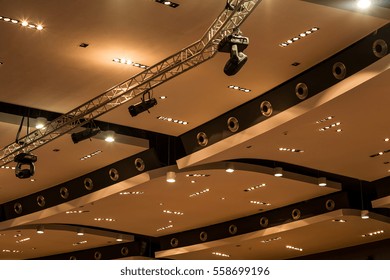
(0, 0), (262, 166)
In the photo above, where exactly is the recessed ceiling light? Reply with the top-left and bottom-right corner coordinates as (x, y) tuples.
(66, 210), (89, 214)
(80, 150), (102, 161)
(286, 245), (303, 251)
(228, 85), (251, 93)
(279, 27), (319, 47)
(189, 188), (210, 198)
(157, 224), (173, 232)
(362, 230), (384, 237)
(186, 173), (210, 177)
(250, 200), (271, 206)
(16, 237), (31, 244)
(384, 138), (389, 142)
(332, 219), (347, 223)
(212, 252), (230, 258)
(1, 166), (16, 171)
(159, 96), (167, 100)
(119, 191), (144, 195)
(319, 122), (341, 131)
(244, 183), (266, 192)
(157, 116), (189, 125)
(316, 116), (334, 124)
(369, 149), (390, 158)
(155, 0), (179, 8)
(261, 237), (282, 244)
(163, 210), (184, 215)
(2, 249), (23, 253)
(94, 218), (116, 222)
(112, 57), (148, 69)
(1, 15), (44, 30)
(73, 240), (87, 246)
(278, 147), (304, 153)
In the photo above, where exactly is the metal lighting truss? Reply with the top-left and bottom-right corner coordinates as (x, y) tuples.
(0, 0), (261, 166)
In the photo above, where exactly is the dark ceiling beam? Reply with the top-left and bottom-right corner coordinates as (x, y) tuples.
(0, 148), (163, 224)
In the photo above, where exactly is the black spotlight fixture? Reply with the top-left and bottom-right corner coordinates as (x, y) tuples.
(128, 92), (157, 117)
(218, 32), (249, 76)
(14, 153), (37, 179)
(71, 127), (101, 144)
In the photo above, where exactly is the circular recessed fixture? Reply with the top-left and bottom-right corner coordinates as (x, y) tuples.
(170, 238), (179, 248)
(84, 178), (94, 191)
(109, 168), (119, 181)
(197, 132), (208, 147)
(295, 83), (309, 100)
(372, 39), (388, 58)
(332, 62), (347, 80)
(292, 208), (301, 220)
(60, 187), (70, 199)
(227, 117), (239, 133)
(229, 224), (238, 235)
(260, 101), (273, 117)
(14, 202), (23, 214)
(121, 247), (129, 256)
(199, 231), (208, 242)
(134, 158), (145, 172)
(325, 199), (335, 211)
(94, 251), (102, 260)
(37, 195), (46, 208)
(259, 216), (269, 228)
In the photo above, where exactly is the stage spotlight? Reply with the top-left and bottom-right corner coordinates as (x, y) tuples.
(71, 127), (100, 144)
(128, 93), (157, 117)
(218, 33), (249, 76)
(14, 153), (37, 179)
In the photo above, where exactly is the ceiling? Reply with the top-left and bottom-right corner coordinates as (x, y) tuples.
(0, 0), (389, 260)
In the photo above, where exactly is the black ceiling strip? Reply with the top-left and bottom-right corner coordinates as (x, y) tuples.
(158, 192), (350, 251)
(31, 237), (155, 260)
(0, 148), (162, 221)
(179, 23), (390, 155)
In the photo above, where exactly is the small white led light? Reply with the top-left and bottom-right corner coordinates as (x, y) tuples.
(166, 171), (176, 183)
(104, 130), (115, 142)
(318, 177), (327, 187)
(274, 167), (283, 177)
(361, 210), (370, 219)
(36, 225), (45, 234)
(77, 228), (85, 236)
(225, 162), (235, 173)
(116, 234), (123, 242)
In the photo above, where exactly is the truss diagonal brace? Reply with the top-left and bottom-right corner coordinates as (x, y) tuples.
(0, 0), (262, 166)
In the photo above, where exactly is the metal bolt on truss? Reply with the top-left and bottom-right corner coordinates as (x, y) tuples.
(0, 0), (262, 166)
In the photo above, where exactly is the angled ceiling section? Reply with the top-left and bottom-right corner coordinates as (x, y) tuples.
(177, 23), (390, 182)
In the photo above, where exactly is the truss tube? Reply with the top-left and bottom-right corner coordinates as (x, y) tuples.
(0, 0), (261, 166)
